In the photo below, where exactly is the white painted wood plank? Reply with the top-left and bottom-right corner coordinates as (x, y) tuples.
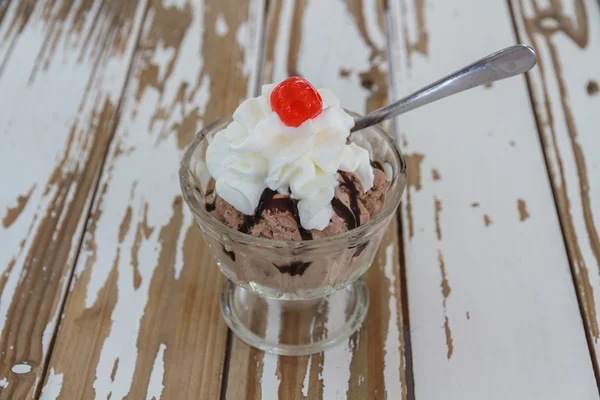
(42, 0), (266, 398)
(389, 0), (598, 398)
(510, 0), (600, 370)
(0, 0), (148, 397)
(227, 0), (407, 399)
(263, 0), (387, 113)
(39, 368), (63, 400)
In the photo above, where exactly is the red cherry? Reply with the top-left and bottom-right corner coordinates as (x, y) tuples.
(270, 77), (323, 127)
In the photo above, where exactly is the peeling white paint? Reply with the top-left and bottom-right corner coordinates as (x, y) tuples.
(11, 363), (31, 374)
(52, 180), (77, 241)
(360, 0), (386, 49)
(40, 368), (63, 400)
(82, 1), (219, 398)
(294, 0), (374, 114)
(270, 0), (295, 82)
(235, 21), (252, 78)
(237, 0), (266, 97)
(0, 0), (270, 398)
(82, 0), (207, 308)
(301, 314), (317, 398)
(0, 191), (47, 341)
(383, 244), (401, 398)
(91, 201), (161, 399)
(215, 13), (228, 36)
(301, 355), (311, 397)
(260, 301), (281, 399)
(0, 2), (148, 362)
(42, 320), (55, 355)
(174, 213), (193, 280)
(0, 377), (8, 388)
(321, 289), (352, 400)
(146, 344), (166, 400)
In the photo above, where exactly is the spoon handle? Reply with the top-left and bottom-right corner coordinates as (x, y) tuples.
(352, 44), (537, 132)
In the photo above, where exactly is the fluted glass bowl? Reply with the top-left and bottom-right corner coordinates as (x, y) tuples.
(180, 115), (406, 355)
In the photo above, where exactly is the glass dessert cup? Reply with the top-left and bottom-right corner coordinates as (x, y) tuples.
(179, 116), (406, 356)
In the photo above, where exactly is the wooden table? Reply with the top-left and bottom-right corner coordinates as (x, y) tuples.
(1, 0), (599, 398)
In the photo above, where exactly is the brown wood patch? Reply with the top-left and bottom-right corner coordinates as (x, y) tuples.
(39, 0), (265, 398)
(0, 1), (148, 397)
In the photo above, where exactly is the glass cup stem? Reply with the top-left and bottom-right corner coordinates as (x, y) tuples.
(221, 278), (369, 356)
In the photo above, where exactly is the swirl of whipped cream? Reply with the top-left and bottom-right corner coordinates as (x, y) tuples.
(206, 84), (374, 230)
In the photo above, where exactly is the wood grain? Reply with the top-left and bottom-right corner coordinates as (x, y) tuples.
(225, 1), (408, 399)
(388, 0), (598, 398)
(0, 1), (148, 398)
(39, 0), (266, 398)
(509, 0), (600, 380)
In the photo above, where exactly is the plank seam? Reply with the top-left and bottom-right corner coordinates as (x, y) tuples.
(32, 1), (153, 398)
(504, 0), (600, 394)
(396, 210), (415, 400)
(384, 2), (414, 398)
(218, 330), (233, 400)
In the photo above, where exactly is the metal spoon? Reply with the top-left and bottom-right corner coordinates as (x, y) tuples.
(352, 44), (537, 132)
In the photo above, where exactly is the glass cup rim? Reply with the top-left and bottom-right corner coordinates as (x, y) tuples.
(179, 114), (406, 249)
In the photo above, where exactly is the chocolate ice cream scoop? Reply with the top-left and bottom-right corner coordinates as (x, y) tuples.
(206, 167), (389, 241)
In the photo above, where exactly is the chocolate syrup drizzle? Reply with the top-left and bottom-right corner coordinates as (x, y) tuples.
(273, 261), (312, 276)
(239, 189), (312, 240)
(339, 172), (362, 228)
(207, 161), (381, 235)
(332, 160), (383, 231)
(331, 197), (356, 230)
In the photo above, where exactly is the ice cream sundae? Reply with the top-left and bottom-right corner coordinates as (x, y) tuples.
(204, 77), (390, 243)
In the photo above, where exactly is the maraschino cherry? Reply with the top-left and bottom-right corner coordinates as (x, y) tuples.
(270, 77), (323, 127)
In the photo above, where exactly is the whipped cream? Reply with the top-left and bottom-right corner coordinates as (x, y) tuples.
(206, 84), (374, 230)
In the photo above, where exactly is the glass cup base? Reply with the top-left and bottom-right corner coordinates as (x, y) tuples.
(221, 278), (369, 356)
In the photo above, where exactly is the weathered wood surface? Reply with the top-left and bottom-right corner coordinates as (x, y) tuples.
(510, 0), (600, 377)
(2, 0), (600, 398)
(38, 0), (265, 398)
(388, 0), (598, 398)
(224, 1), (408, 399)
(0, 0), (148, 398)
